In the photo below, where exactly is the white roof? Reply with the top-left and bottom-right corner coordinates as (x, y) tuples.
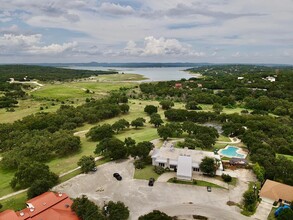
(177, 156), (192, 179)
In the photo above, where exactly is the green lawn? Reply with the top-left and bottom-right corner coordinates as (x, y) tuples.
(217, 135), (231, 142)
(199, 104), (247, 114)
(267, 207), (277, 220)
(0, 192), (27, 212)
(134, 165), (160, 180)
(0, 168), (15, 197)
(277, 153), (293, 161)
(168, 177), (224, 188)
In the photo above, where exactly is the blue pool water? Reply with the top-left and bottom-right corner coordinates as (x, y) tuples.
(219, 146), (246, 158)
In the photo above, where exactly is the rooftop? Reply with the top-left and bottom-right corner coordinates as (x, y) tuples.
(259, 179), (293, 202)
(0, 192), (79, 220)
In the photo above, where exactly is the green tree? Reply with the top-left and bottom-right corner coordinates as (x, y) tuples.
(131, 141), (154, 159)
(144, 105), (158, 115)
(157, 125), (173, 140)
(159, 100), (174, 110)
(112, 119), (129, 133)
(86, 124), (114, 141)
(131, 117), (146, 129)
(95, 138), (128, 160)
(243, 190), (257, 212)
(78, 155), (96, 173)
(212, 103), (223, 114)
(199, 157), (216, 176)
(277, 208), (293, 220)
(27, 179), (54, 199)
(138, 210), (172, 220)
(124, 137), (136, 148)
(10, 161), (58, 189)
(53, 130), (81, 156)
(120, 104), (130, 113)
(252, 163), (265, 183)
(104, 201), (130, 220)
(149, 113), (164, 127)
(71, 195), (105, 220)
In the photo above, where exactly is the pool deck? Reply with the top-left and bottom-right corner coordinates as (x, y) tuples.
(218, 146), (247, 158)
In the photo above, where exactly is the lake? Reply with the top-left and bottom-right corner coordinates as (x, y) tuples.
(67, 66), (197, 81)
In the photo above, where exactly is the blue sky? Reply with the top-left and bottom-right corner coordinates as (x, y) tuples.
(0, 0), (292, 64)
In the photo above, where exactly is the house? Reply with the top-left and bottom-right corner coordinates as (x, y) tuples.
(237, 77), (244, 80)
(175, 83), (182, 88)
(263, 76), (276, 82)
(259, 180), (293, 204)
(0, 192), (79, 220)
(151, 145), (223, 180)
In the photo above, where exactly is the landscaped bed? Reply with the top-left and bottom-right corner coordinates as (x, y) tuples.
(167, 177), (224, 188)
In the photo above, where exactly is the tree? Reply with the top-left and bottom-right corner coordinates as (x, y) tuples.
(104, 201), (129, 220)
(53, 130), (81, 156)
(212, 103), (223, 114)
(0, 203), (2, 210)
(165, 122), (182, 137)
(157, 125), (173, 140)
(71, 195), (105, 220)
(243, 190), (257, 212)
(112, 119), (129, 133)
(149, 113), (163, 127)
(138, 210), (172, 220)
(95, 138), (128, 160)
(78, 155), (96, 173)
(177, 138), (204, 149)
(27, 179), (54, 199)
(131, 141), (154, 159)
(10, 161), (58, 189)
(185, 101), (202, 110)
(131, 117), (146, 128)
(277, 208), (293, 220)
(120, 104), (130, 113)
(199, 157), (216, 176)
(86, 124), (114, 141)
(124, 137), (136, 148)
(252, 163), (265, 183)
(159, 100), (174, 110)
(144, 105), (158, 115)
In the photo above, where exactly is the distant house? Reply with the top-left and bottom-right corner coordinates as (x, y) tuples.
(175, 83), (182, 88)
(263, 76), (276, 82)
(151, 145), (223, 180)
(259, 180), (293, 204)
(237, 77), (244, 80)
(197, 83), (203, 88)
(0, 192), (79, 220)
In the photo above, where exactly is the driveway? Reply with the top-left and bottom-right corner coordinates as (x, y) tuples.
(54, 159), (255, 220)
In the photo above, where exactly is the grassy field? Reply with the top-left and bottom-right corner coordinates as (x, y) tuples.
(134, 165), (160, 180)
(277, 153), (293, 161)
(267, 207), (277, 220)
(95, 73), (148, 81)
(0, 192), (27, 212)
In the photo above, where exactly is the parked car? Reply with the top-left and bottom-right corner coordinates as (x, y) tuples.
(91, 167), (97, 172)
(148, 178), (155, 186)
(113, 173), (122, 181)
(207, 186), (212, 192)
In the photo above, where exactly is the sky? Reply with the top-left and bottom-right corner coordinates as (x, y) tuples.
(0, 0), (293, 64)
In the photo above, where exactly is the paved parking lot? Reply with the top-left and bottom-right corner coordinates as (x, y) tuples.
(54, 159), (253, 220)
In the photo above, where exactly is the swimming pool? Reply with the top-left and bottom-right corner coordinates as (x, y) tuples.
(218, 146), (246, 158)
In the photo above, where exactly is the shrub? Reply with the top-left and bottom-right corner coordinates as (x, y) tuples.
(154, 166), (165, 175)
(221, 173), (232, 182)
(134, 160), (145, 169)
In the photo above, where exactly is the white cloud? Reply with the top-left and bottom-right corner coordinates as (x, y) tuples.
(99, 3), (135, 15)
(124, 36), (204, 57)
(0, 34), (77, 55)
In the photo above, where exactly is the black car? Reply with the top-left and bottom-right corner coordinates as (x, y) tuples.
(207, 186), (212, 192)
(148, 178), (155, 186)
(91, 167), (97, 172)
(113, 173), (122, 181)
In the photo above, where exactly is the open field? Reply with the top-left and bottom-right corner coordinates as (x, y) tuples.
(277, 153), (293, 161)
(0, 192), (27, 212)
(95, 73), (148, 81)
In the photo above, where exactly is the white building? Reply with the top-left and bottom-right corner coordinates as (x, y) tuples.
(263, 76), (276, 82)
(151, 145), (223, 180)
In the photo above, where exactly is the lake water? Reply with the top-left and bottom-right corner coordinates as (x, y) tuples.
(67, 66), (196, 81)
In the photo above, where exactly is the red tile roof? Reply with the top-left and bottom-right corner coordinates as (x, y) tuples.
(0, 192), (79, 220)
